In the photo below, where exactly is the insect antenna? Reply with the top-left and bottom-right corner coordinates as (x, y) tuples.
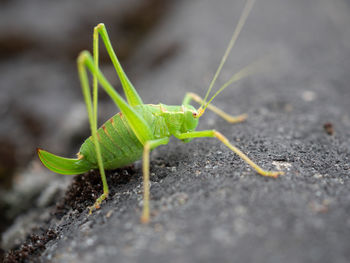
(198, 0), (256, 117)
(203, 57), (267, 112)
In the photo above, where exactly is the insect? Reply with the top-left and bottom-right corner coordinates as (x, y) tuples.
(37, 0), (284, 223)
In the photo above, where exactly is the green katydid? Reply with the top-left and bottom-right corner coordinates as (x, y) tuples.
(37, 0), (284, 223)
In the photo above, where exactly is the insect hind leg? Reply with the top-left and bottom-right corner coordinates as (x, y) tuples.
(94, 23), (143, 106)
(78, 46), (109, 215)
(182, 92), (247, 124)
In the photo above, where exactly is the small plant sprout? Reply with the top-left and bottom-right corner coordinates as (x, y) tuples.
(37, 0), (284, 223)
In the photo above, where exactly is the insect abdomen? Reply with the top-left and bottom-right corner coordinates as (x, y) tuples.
(79, 112), (144, 169)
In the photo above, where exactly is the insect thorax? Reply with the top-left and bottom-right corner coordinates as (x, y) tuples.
(137, 104), (199, 138)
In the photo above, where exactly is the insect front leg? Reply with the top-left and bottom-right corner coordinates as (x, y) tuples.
(175, 130), (284, 178)
(141, 138), (169, 224)
(182, 92), (247, 124)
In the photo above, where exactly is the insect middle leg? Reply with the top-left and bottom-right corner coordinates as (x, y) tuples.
(182, 92), (247, 124)
(175, 130), (284, 178)
(141, 137), (169, 224)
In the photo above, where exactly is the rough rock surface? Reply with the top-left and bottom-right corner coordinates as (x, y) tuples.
(1, 0), (350, 262)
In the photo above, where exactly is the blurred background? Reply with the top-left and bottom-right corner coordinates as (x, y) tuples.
(0, 0), (350, 260)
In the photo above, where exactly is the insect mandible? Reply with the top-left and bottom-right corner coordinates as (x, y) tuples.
(37, 0), (284, 223)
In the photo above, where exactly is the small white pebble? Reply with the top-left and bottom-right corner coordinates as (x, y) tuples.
(301, 90), (316, 102)
(272, 161), (292, 171)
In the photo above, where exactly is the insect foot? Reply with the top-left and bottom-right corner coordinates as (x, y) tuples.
(258, 170), (285, 178)
(88, 192), (109, 215)
(140, 213), (150, 224)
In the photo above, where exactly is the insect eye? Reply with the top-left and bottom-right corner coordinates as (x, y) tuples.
(192, 112), (198, 118)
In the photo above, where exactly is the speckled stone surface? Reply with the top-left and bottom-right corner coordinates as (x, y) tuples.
(2, 0), (350, 262)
